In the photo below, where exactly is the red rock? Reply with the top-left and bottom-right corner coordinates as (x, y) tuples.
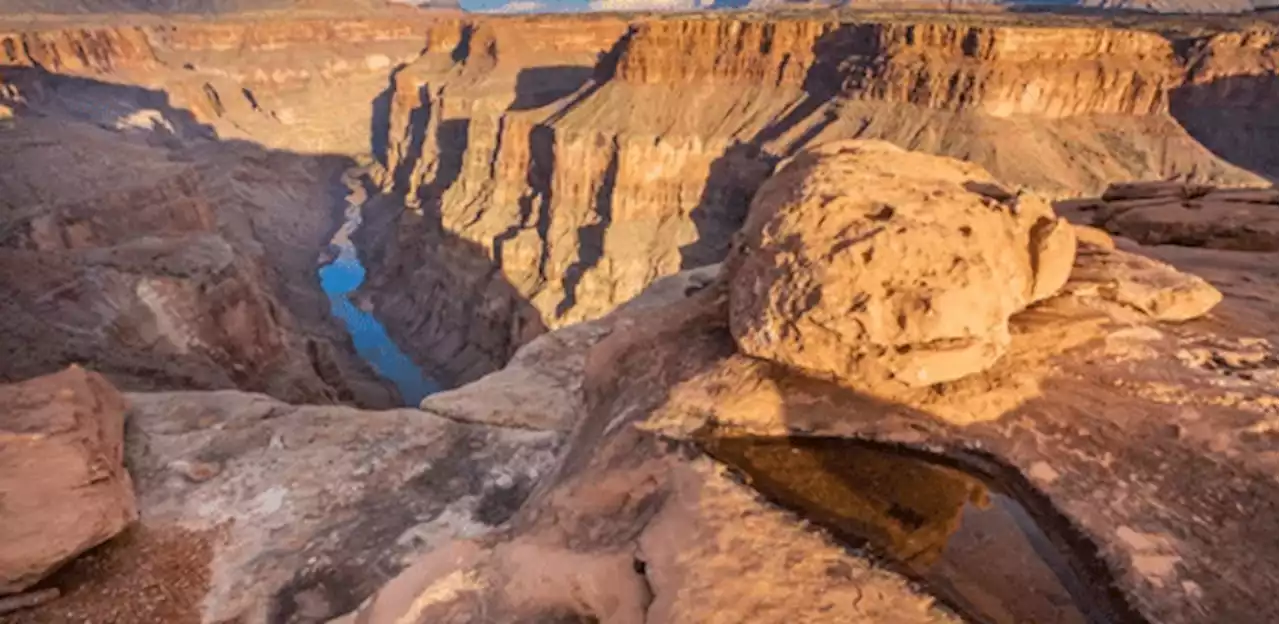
(0, 366), (137, 594)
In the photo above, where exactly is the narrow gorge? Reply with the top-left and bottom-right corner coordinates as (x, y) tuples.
(0, 7), (1276, 624)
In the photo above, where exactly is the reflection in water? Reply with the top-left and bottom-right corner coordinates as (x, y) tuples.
(705, 437), (1124, 624)
(318, 204), (440, 406)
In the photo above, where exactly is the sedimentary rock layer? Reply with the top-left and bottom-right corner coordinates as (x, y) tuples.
(365, 13), (1276, 382)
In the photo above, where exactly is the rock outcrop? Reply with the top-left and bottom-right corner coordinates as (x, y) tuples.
(362, 13), (1277, 384)
(0, 366), (137, 594)
(116, 389), (558, 623)
(729, 140), (1076, 396)
(1059, 181), (1279, 251)
(350, 201), (1274, 624)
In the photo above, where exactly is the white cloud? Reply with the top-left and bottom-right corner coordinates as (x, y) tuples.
(482, 0), (548, 11)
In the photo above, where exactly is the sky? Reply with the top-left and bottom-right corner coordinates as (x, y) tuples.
(463, 0), (584, 11)
(459, 0), (718, 13)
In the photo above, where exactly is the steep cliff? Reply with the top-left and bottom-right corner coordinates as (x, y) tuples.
(366, 13), (1277, 384)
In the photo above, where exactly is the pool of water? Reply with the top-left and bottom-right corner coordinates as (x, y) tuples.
(703, 436), (1142, 624)
(318, 208), (440, 406)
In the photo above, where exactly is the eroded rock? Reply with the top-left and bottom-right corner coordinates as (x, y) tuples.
(1060, 181), (1279, 252)
(124, 390), (559, 623)
(729, 140), (1076, 397)
(1061, 245), (1224, 322)
(0, 366), (137, 594)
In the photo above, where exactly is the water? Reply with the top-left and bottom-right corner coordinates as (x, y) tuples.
(318, 204), (440, 406)
(703, 436), (1141, 624)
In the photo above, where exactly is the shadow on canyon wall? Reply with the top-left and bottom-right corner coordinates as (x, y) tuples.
(679, 25), (1280, 270)
(510, 65), (594, 112)
(359, 66), (551, 387)
(369, 62), (408, 169)
(555, 136), (618, 319)
(0, 66), (216, 140)
(1169, 74), (1279, 181)
(678, 24), (852, 269)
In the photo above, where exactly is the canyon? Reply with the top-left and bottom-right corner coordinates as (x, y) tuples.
(0, 6), (1276, 624)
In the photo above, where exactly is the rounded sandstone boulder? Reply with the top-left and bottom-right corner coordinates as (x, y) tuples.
(729, 140), (1076, 395)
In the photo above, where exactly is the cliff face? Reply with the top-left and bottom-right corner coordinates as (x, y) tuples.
(366, 14), (1277, 384)
(1, 16), (449, 154)
(0, 110), (342, 401)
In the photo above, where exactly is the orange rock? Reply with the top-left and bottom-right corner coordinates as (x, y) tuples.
(729, 140), (1075, 395)
(0, 366), (137, 594)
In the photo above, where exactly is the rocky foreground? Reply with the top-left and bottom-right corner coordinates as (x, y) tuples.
(0, 8), (1276, 624)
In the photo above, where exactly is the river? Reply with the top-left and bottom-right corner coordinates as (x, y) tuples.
(318, 197), (440, 406)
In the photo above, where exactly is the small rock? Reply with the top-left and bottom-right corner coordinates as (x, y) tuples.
(1028, 461), (1060, 484)
(169, 459), (223, 483)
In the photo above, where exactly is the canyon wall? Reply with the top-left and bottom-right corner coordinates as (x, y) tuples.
(366, 14), (1278, 385)
(0, 16), (450, 154)
(0, 16), (448, 403)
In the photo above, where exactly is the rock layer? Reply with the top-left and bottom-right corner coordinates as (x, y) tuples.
(363, 12), (1276, 383)
(1058, 181), (1279, 251)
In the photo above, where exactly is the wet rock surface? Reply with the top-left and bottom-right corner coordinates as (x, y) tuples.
(702, 436), (1141, 624)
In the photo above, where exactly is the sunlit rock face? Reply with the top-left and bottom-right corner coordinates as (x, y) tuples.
(728, 140), (1076, 397)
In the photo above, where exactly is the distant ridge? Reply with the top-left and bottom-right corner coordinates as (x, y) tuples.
(0, 0), (463, 14)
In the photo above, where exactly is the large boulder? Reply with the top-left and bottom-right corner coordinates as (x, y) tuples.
(729, 140), (1076, 397)
(0, 366), (137, 593)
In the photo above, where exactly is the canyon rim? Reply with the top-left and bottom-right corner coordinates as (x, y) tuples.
(0, 3), (1276, 624)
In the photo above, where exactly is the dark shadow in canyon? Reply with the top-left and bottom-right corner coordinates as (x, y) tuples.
(2, 64), (553, 621)
(357, 108), (549, 387)
(370, 62), (409, 169)
(0, 66), (407, 407)
(556, 138), (619, 318)
(390, 83), (432, 196)
(695, 361), (1152, 624)
(354, 190), (550, 389)
(1169, 75), (1279, 181)
(678, 25), (850, 270)
(543, 28), (633, 126)
(510, 65), (594, 112)
(416, 118), (470, 211)
(493, 125), (554, 270)
(0, 66), (215, 141)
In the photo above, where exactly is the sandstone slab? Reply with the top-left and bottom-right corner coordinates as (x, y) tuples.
(1060, 181), (1279, 252)
(0, 366), (137, 594)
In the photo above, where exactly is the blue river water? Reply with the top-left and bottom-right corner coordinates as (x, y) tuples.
(318, 246), (440, 406)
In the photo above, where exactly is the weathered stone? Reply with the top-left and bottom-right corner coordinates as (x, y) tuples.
(728, 140), (1075, 397)
(0, 366), (137, 594)
(1072, 224), (1118, 250)
(1062, 246), (1224, 322)
(124, 389), (560, 623)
